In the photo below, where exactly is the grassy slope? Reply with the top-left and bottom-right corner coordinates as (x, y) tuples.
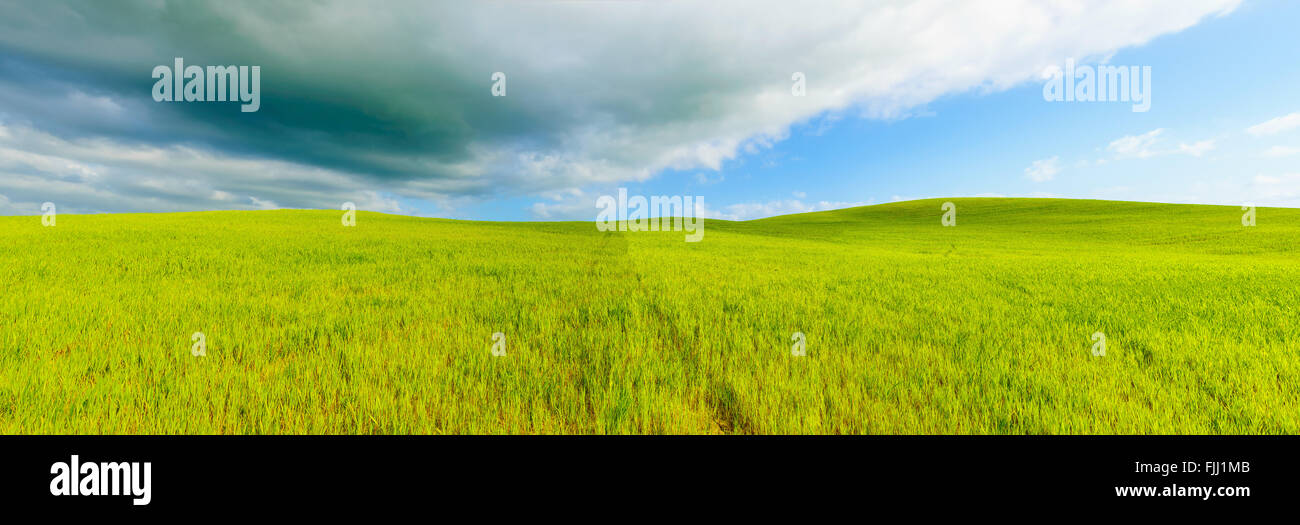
(1, 198), (1297, 434)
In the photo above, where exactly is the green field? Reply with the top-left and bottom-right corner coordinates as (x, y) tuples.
(2, 198), (1297, 434)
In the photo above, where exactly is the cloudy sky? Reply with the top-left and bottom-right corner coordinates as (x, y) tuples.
(1, 0), (1297, 220)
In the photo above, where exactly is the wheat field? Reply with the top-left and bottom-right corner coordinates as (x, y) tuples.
(1, 198), (1297, 434)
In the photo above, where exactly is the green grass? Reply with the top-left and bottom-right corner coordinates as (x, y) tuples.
(2, 198), (1298, 434)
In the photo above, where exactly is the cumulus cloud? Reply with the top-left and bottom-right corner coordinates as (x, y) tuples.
(1107, 129), (1165, 159)
(695, 172), (725, 185)
(0, 122), (404, 214)
(1246, 112), (1300, 137)
(1024, 156), (1061, 182)
(1105, 129), (1216, 160)
(1177, 139), (1216, 157)
(0, 0), (1241, 214)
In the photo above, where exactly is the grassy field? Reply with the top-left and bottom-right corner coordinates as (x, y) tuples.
(1, 198), (1298, 434)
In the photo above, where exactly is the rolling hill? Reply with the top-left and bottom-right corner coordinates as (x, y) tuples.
(2, 198), (1297, 433)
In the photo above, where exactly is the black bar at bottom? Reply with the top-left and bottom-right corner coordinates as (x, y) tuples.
(0, 436), (1290, 514)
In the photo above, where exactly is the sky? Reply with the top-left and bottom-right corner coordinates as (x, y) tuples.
(0, 0), (1297, 221)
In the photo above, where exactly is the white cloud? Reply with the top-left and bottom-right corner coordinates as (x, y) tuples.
(0, 123), (405, 214)
(1263, 145), (1300, 158)
(1024, 156), (1061, 182)
(249, 197), (278, 210)
(0, 0), (1244, 214)
(695, 172), (725, 185)
(1246, 112), (1300, 137)
(1104, 130), (1215, 160)
(1177, 139), (1216, 157)
(1108, 129), (1165, 159)
(529, 188), (600, 220)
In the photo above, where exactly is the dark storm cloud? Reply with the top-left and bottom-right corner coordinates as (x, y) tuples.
(0, 0), (1240, 215)
(1, 1), (500, 179)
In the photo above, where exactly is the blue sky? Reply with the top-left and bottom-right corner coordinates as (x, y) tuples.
(1, 1), (1296, 220)
(507, 0), (1299, 222)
